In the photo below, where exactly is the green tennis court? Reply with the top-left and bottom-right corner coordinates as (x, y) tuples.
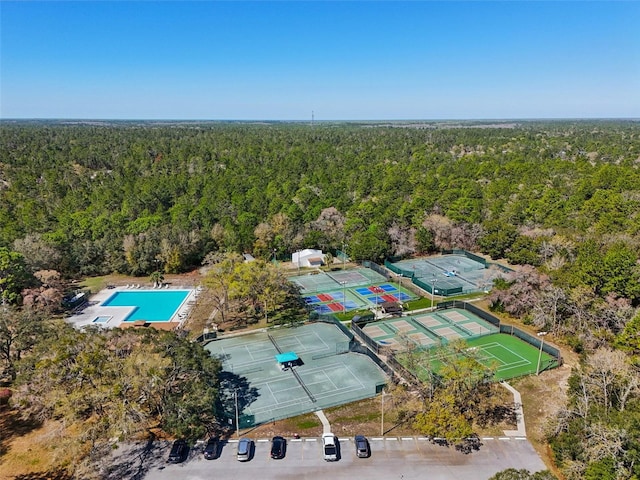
(389, 254), (503, 296)
(398, 333), (555, 382)
(204, 322), (388, 428)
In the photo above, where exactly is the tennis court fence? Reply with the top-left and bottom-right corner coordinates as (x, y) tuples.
(363, 260), (392, 280)
(499, 324), (563, 367)
(441, 249), (513, 273)
(436, 300), (500, 328)
(309, 312), (355, 340)
(386, 354), (421, 388)
(351, 301), (563, 376)
(351, 320), (382, 354)
(383, 260), (464, 296)
(383, 250), (513, 296)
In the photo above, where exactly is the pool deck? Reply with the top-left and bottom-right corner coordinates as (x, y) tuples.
(66, 285), (197, 330)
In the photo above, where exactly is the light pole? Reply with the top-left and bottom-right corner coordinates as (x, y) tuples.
(430, 277), (437, 311)
(234, 389), (240, 438)
(342, 242), (348, 270)
(341, 281), (347, 313)
(374, 286), (382, 317)
(536, 332), (548, 375)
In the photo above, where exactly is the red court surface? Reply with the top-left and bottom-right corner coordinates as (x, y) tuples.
(369, 286), (385, 294)
(327, 302), (344, 312)
(317, 293), (333, 302)
(382, 294), (397, 302)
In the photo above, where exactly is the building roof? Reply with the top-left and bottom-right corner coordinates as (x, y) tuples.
(294, 248), (323, 257)
(308, 257), (324, 266)
(381, 301), (402, 314)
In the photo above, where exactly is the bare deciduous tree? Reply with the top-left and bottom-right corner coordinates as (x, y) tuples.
(387, 223), (416, 258)
(311, 207), (346, 248)
(532, 285), (568, 334)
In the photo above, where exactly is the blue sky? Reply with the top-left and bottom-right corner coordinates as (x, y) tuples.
(1, 1), (639, 120)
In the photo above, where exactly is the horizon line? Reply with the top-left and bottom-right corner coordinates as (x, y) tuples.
(2, 117), (639, 123)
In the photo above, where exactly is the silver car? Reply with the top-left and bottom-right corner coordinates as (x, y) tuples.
(237, 438), (253, 462)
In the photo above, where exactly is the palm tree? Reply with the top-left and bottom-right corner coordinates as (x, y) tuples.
(150, 270), (165, 288)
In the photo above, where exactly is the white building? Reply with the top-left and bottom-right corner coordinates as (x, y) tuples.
(292, 249), (325, 268)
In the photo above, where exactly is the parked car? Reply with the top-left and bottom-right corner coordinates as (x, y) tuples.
(270, 436), (286, 459)
(322, 432), (338, 461)
(203, 437), (219, 460)
(167, 439), (188, 463)
(237, 437), (253, 461)
(354, 435), (370, 458)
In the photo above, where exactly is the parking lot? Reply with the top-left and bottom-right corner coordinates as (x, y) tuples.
(140, 435), (547, 480)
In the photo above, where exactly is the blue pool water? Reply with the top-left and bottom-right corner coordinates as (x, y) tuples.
(102, 290), (190, 322)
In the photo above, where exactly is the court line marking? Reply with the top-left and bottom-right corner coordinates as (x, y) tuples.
(247, 359), (377, 415)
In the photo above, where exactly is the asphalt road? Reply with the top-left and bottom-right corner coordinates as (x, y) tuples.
(139, 435), (547, 480)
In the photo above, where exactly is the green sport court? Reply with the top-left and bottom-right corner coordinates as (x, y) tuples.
(362, 308), (500, 350)
(359, 307), (557, 381)
(204, 322), (387, 428)
(397, 333), (555, 382)
(388, 253), (505, 296)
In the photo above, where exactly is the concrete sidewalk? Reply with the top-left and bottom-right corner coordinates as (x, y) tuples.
(315, 409), (331, 433)
(500, 381), (526, 437)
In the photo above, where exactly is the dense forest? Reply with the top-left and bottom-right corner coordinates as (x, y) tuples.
(2, 120), (640, 478)
(2, 121), (640, 275)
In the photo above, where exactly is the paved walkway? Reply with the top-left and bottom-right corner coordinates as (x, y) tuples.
(315, 409), (331, 433)
(500, 381), (526, 437)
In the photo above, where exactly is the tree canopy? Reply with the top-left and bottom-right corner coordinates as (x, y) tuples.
(3, 119), (640, 478)
(2, 121), (639, 282)
(13, 323), (222, 443)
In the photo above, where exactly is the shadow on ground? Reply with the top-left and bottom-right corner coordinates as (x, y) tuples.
(0, 407), (43, 457)
(12, 469), (72, 480)
(103, 435), (167, 480)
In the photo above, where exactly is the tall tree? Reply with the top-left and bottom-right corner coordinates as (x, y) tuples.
(201, 251), (244, 326)
(0, 306), (46, 381)
(0, 248), (34, 305)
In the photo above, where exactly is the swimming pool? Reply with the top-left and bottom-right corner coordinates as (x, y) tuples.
(93, 315), (112, 324)
(101, 290), (191, 322)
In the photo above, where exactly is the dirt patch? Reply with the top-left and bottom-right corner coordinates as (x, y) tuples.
(238, 383), (517, 441)
(0, 412), (71, 480)
(513, 347), (577, 478)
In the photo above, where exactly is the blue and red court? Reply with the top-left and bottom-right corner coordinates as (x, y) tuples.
(303, 282), (415, 314)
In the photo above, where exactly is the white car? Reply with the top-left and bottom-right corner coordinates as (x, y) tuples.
(322, 433), (338, 461)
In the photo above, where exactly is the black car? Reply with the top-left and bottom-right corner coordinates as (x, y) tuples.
(167, 439), (188, 463)
(203, 437), (219, 460)
(354, 435), (370, 458)
(270, 436), (286, 459)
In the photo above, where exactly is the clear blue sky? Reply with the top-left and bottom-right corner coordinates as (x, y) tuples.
(1, 1), (638, 120)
